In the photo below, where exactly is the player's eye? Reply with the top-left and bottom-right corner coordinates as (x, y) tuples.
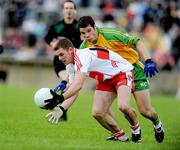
(88, 29), (92, 33)
(80, 32), (85, 35)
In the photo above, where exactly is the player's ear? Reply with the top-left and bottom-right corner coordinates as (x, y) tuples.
(70, 48), (74, 56)
(69, 47), (74, 52)
(73, 10), (77, 18)
(74, 9), (77, 15)
(93, 24), (96, 30)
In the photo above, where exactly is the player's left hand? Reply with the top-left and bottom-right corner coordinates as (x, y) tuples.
(45, 106), (65, 124)
(54, 80), (67, 93)
(144, 59), (158, 77)
(44, 90), (64, 110)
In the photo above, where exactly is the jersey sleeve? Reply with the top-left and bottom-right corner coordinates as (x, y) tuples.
(114, 31), (139, 47)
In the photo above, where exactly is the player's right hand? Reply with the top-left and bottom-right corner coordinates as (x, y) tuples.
(45, 106), (65, 124)
(44, 90), (64, 110)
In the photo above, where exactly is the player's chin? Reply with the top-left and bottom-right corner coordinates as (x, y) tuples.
(86, 38), (92, 42)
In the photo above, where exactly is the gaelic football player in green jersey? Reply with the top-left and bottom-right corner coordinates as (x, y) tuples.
(78, 16), (164, 143)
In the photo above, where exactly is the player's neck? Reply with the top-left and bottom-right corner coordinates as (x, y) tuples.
(64, 18), (74, 24)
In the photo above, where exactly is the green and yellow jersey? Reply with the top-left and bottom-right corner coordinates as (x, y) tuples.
(80, 27), (149, 91)
(80, 27), (140, 65)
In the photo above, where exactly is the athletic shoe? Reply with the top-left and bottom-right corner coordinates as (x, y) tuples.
(131, 130), (142, 143)
(106, 134), (129, 142)
(154, 125), (164, 143)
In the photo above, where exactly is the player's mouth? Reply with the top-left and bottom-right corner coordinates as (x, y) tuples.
(85, 38), (91, 41)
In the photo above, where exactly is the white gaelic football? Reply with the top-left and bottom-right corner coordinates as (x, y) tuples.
(34, 88), (53, 108)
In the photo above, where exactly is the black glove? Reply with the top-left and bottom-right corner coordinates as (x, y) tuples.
(144, 59), (158, 77)
(44, 89), (64, 110)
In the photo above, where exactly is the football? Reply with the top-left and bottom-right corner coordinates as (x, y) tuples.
(34, 88), (53, 109)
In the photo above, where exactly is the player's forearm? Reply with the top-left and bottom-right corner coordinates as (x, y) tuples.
(62, 72), (86, 100)
(60, 94), (78, 110)
(136, 40), (151, 61)
(63, 82), (83, 100)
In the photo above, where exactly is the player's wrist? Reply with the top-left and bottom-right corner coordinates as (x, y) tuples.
(57, 94), (65, 103)
(61, 80), (67, 85)
(59, 105), (66, 113)
(50, 89), (65, 103)
(145, 59), (153, 64)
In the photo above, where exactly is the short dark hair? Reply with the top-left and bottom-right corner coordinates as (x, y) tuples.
(54, 37), (73, 51)
(78, 16), (95, 28)
(62, 0), (76, 9)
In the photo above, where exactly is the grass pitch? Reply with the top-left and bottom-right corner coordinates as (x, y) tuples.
(0, 84), (180, 150)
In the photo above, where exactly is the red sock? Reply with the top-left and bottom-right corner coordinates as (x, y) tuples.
(112, 129), (125, 137)
(130, 122), (140, 134)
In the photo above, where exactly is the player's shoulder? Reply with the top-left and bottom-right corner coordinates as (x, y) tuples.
(66, 63), (74, 70)
(97, 27), (121, 39)
(98, 27), (130, 41)
(98, 26), (126, 34)
(50, 20), (63, 28)
(77, 47), (89, 52)
(72, 19), (78, 24)
(97, 27), (119, 33)
(53, 20), (65, 32)
(76, 48), (91, 55)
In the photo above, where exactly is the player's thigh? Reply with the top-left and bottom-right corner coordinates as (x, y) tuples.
(92, 90), (116, 114)
(133, 64), (153, 110)
(133, 63), (150, 91)
(133, 89), (153, 111)
(117, 85), (132, 108)
(107, 107), (117, 120)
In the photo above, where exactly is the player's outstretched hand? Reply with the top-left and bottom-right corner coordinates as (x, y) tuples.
(45, 106), (65, 124)
(144, 59), (158, 77)
(44, 90), (64, 110)
(54, 80), (67, 93)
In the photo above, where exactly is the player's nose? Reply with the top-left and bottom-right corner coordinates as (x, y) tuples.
(84, 34), (89, 39)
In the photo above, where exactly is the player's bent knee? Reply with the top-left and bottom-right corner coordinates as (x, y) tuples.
(91, 111), (104, 119)
(118, 104), (129, 113)
(140, 110), (149, 117)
